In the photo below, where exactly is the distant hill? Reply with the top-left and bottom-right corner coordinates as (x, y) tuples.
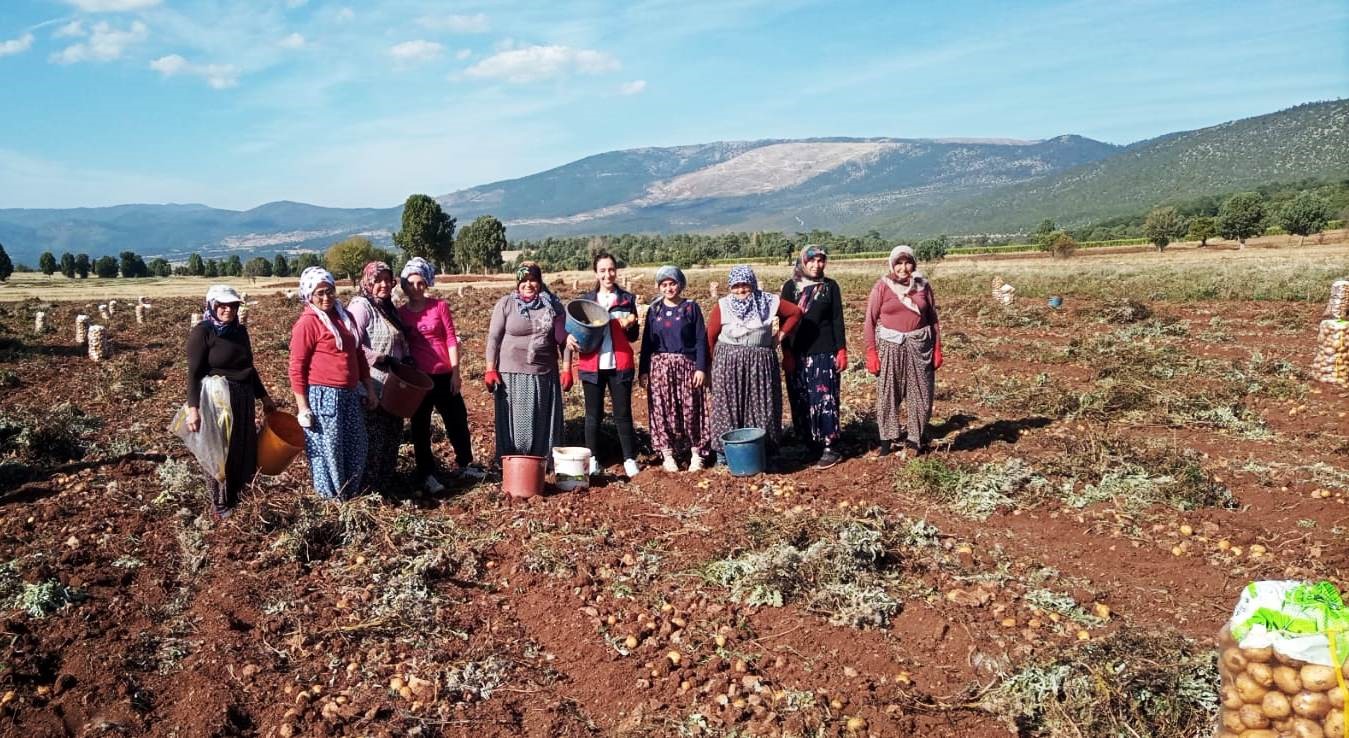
(0, 100), (1344, 265)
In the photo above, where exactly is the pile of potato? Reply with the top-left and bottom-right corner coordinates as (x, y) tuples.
(1217, 627), (1347, 738)
(75, 314), (89, 344)
(1325, 280), (1349, 320)
(33, 311), (46, 334)
(87, 325), (109, 362)
(1311, 320), (1348, 386)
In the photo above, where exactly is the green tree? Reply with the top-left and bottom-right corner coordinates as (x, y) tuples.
(74, 253), (90, 278)
(1143, 206), (1186, 252)
(147, 258), (172, 277)
(1277, 191), (1331, 246)
(325, 236), (376, 284)
(292, 252), (322, 272)
(93, 255), (119, 278)
(204, 259), (220, 278)
(0, 242), (12, 282)
(1217, 192), (1266, 249)
(186, 253), (205, 276)
(394, 194), (456, 272)
(38, 251), (57, 277)
(243, 256), (273, 281)
(1032, 218), (1058, 250)
(59, 252), (76, 278)
(272, 253), (290, 277)
(915, 235), (950, 262)
(1187, 216), (1217, 247)
(223, 255), (243, 277)
(119, 251), (148, 278)
(1048, 232), (1078, 259)
(455, 215), (508, 274)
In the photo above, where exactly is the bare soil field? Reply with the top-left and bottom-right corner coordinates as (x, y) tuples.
(0, 242), (1346, 737)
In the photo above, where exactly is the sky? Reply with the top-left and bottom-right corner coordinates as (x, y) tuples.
(1, 0), (1346, 211)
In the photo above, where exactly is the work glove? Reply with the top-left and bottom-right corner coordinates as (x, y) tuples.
(865, 347), (880, 376)
(835, 348), (848, 372)
(484, 370), (502, 393)
(933, 329), (943, 370)
(297, 410), (314, 429)
(560, 371), (574, 391)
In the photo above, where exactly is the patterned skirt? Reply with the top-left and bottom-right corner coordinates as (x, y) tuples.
(362, 407), (403, 492)
(876, 328), (935, 445)
(304, 385), (367, 500)
(494, 371), (565, 460)
(647, 352), (710, 455)
(710, 343), (782, 451)
(787, 352), (841, 445)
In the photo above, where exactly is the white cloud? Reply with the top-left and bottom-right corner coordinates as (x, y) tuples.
(418, 13), (489, 33)
(50, 20), (147, 64)
(618, 79), (646, 95)
(0, 33), (34, 57)
(464, 45), (619, 83)
(62, 0), (160, 10)
(389, 39), (443, 64)
(150, 53), (238, 89)
(54, 21), (86, 38)
(455, 48), (472, 61)
(279, 32), (306, 49)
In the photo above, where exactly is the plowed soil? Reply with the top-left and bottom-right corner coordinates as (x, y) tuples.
(0, 274), (1345, 738)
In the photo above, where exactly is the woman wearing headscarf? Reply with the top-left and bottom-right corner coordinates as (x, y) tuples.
(780, 245), (847, 469)
(398, 257), (483, 493)
(289, 266), (378, 499)
(706, 265), (802, 465)
(567, 252), (641, 478)
(346, 260), (409, 494)
(484, 261), (570, 461)
(184, 285), (276, 517)
(639, 265), (710, 472)
(864, 245), (943, 457)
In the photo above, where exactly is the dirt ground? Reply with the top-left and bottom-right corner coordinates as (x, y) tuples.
(0, 249), (1346, 737)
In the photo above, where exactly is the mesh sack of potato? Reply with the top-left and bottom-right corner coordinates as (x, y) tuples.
(1216, 580), (1348, 738)
(1311, 320), (1349, 386)
(1324, 280), (1349, 321)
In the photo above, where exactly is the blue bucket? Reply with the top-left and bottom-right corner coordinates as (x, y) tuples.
(1048, 295), (1064, 309)
(565, 299), (609, 354)
(720, 427), (767, 476)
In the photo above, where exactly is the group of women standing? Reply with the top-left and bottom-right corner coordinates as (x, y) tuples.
(180, 244), (942, 512)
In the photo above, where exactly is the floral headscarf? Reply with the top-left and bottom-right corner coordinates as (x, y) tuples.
(298, 266), (357, 351)
(726, 265), (772, 322)
(399, 257), (436, 293)
(360, 260), (404, 332)
(791, 244), (829, 311)
(203, 284), (242, 337)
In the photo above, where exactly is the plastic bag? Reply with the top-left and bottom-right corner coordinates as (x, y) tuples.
(1215, 580), (1348, 738)
(168, 376), (234, 482)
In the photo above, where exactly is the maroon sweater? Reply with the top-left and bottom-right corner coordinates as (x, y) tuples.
(863, 278), (938, 349)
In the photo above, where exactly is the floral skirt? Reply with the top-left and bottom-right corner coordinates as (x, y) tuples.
(304, 385), (367, 500)
(787, 352), (841, 445)
(710, 343), (781, 451)
(647, 353), (710, 455)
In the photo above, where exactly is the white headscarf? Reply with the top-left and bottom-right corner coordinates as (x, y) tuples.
(298, 266), (356, 351)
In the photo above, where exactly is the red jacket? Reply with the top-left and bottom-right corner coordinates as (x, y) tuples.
(575, 286), (639, 380)
(289, 308), (370, 394)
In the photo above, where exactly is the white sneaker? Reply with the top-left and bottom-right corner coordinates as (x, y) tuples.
(623, 459), (640, 478)
(588, 456), (600, 475)
(662, 452), (679, 473)
(422, 476), (445, 494)
(688, 454), (705, 472)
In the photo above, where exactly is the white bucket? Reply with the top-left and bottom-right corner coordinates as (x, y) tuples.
(552, 446), (592, 491)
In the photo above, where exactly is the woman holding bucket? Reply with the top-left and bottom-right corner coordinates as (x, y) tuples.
(347, 260), (415, 494)
(639, 265), (711, 472)
(706, 265), (802, 467)
(484, 261), (570, 461)
(184, 284), (276, 517)
(567, 252), (641, 479)
(399, 257), (483, 493)
(289, 267), (378, 500)
(864, 245), (942, 457)
(780, 245), (847, 469)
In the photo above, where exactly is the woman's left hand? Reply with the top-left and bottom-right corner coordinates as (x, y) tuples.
(449, 367), (462, 395)
(692, 370), (706, 389)
(565, 334), (579, 353)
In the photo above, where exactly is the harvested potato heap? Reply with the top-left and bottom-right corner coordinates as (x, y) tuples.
(98, 304), (109, 320)
(237, 304), (249, 326)
(33, 311), (45, 334)
(1312, 320), (1348, 386)
(189, 313), (201, 329)
(87, 325), (108, 361)
(75, 314), (89, 344)
(134, 303), (147, 324)
(1217, 580), (1348, 738)
(108, 299), (117, 316)
(992, 277), (1016, 305)
(1325, 280), (1349, 321)
(710, 281), (720, 299)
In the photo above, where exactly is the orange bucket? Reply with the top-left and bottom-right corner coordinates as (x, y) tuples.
(257, 411), (305, 475)
(380, 363), (434, 418)
(501, 455), (546, 499)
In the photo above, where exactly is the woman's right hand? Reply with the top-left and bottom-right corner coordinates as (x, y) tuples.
(865, 346), (880, 376)
(638, 373), (648, 390)
(484, 370), (502, 393)
(185, 407), (201, 433)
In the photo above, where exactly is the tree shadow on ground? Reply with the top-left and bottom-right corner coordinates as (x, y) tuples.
(941, 416), (1052, 452)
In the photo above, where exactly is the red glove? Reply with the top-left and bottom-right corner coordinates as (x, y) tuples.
(560, 371), (574, 391)
(484, 370), (501, 392)
(932, 329), (943, 370)
(781, 351), (796, 374)
(865, 346), (880, 376)
(835, 348), (848, 372)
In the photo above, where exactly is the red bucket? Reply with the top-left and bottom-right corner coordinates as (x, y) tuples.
(501, 455), (546, 499)
(380, 363), (433, 418)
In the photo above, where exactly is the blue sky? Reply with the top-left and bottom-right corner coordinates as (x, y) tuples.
(1, 0), (1345, 210)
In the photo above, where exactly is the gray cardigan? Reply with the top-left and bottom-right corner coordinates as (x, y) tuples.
(485, 293), (568, 375)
